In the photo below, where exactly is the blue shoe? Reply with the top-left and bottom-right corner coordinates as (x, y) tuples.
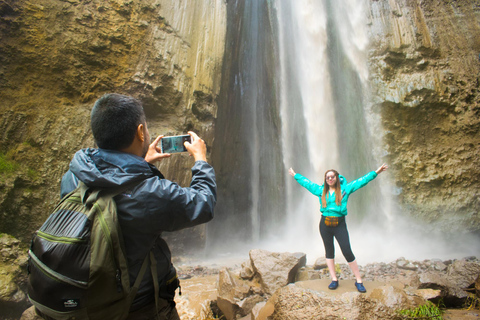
(355, 281), (366, 293)
(328, 280), (339, 290)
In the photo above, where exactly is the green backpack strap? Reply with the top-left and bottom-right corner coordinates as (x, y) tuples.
(150, 251), (161, 320)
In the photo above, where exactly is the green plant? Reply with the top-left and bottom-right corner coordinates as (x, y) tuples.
(465, 294), (479, 310)
(335, 263), (342, 275)
(397, 303), (443, 320)
(0, 154), (18, 174)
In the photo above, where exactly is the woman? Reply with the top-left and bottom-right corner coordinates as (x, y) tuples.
(288, 163), (388, 293)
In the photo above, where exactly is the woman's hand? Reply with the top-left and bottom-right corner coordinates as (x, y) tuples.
(375, 163), (388, 174)
(288, 168), (296, 177)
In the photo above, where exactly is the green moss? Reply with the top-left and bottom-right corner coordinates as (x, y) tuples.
(0, 154), (19, 175)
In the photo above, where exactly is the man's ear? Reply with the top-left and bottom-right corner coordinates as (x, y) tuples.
(136, 124), (145, 142)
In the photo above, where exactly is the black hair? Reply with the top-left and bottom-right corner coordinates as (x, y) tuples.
(90, 93), (146, 150)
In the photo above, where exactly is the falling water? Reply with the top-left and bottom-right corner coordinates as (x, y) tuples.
(275, 0), (387, 259)
(207, 0), (479, 262)
(207, 0), (383, 259)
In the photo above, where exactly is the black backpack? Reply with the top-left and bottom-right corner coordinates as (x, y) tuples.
(27, 182), (160, 320)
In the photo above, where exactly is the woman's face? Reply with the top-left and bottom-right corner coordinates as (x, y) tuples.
(325, 171), (337, 187)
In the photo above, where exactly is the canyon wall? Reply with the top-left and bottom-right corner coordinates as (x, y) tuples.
(366, 0), (480, 231)
(0, 0), (226, 241)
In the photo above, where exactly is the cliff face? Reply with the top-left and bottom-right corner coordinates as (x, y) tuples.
(367, 0), (480, 231)
(0, 0), (226, 241)
(0, 0), (479, 243)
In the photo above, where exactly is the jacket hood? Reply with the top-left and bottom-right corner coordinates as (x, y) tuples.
(69, 148), (155, 188)
(339, 174), (347, 188)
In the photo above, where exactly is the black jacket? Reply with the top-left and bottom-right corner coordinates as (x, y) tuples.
(61, 148), (217, 310)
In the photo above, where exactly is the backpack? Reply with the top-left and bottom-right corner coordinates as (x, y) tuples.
(27, 181), (155, 320)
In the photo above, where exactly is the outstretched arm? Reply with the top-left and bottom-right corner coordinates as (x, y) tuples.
(288, 167), (323, 196)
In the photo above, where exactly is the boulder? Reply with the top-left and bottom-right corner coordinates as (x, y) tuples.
(216, 267), (265, 320)
(240, 260), (255, 280)
(19, 306), (43, 320)
(249, 249), (306, 295)
(414, 288), (443, 302)
(396, 257), (418, 271)
(446, 259), (480, 289)
(267, 283), (424, 320)
(313, 257), (327, 270)
(476, 274), (480, 299)
(217, 268), (237, 301)
(369, 285), (417, 309)
(418, 259), (480, 307)
(0, 234), (30, 319)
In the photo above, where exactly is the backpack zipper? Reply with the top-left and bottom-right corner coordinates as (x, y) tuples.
(36, 231), (87, 244)
(93, 202), (123, 293)
(28, 249), (88, 289)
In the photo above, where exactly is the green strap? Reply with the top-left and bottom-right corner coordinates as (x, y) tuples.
(150, 251), (160, 320)
(128, 253), (150, 306)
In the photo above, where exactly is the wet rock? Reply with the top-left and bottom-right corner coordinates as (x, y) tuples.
(249, 249), (306, 295)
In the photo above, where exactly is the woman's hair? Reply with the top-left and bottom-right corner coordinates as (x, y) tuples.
(321, 169), (342, 207)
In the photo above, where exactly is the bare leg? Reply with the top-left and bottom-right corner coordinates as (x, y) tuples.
(348, 260), (362, 283)
(326, 258), (337, 281)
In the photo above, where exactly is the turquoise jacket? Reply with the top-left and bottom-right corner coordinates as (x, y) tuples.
(294, 171), (378, 217)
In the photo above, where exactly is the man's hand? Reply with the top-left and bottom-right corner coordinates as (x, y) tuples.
(145, 135), (171, 164)
(184, 131), (207, 162)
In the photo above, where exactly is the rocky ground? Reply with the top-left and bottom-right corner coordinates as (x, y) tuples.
(172, 251), (480, 320)
(2, 232), (479, 319)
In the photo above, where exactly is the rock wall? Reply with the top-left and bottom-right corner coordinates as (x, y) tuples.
(0, 0), (226, 241)
(366, 0), (480, 231)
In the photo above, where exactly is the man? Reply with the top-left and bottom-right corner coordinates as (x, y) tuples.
(59, 93), (217, 319)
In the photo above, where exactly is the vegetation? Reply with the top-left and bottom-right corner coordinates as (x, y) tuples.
(397, 303), (444, 320)
(0, 153), (19, 175)
(465, 294), (479, 310)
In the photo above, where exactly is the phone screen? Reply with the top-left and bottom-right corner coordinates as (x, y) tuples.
(161, 135), (191, 154)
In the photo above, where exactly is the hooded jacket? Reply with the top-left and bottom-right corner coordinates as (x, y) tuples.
(60, 148), (217, 310)
(294, 171), (377, 217)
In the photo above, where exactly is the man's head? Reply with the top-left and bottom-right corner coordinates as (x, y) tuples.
(91, 93), (148, 154)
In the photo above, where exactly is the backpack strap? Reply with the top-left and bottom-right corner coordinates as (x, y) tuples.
(150, 251), (161, 320)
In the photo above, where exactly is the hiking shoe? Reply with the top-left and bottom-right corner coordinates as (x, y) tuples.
(328, 280), (339, 290)
(355, 281), (366, 293)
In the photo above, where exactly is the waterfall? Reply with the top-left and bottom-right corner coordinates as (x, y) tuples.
(276, 0), (387, 259)
(206, 0), (480, 263)
(207, 0), (384, 260)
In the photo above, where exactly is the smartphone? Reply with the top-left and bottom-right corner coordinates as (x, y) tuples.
(161, 134), (191, 154)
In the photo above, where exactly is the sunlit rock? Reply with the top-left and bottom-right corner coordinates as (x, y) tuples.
(249, 249), (307, 295)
